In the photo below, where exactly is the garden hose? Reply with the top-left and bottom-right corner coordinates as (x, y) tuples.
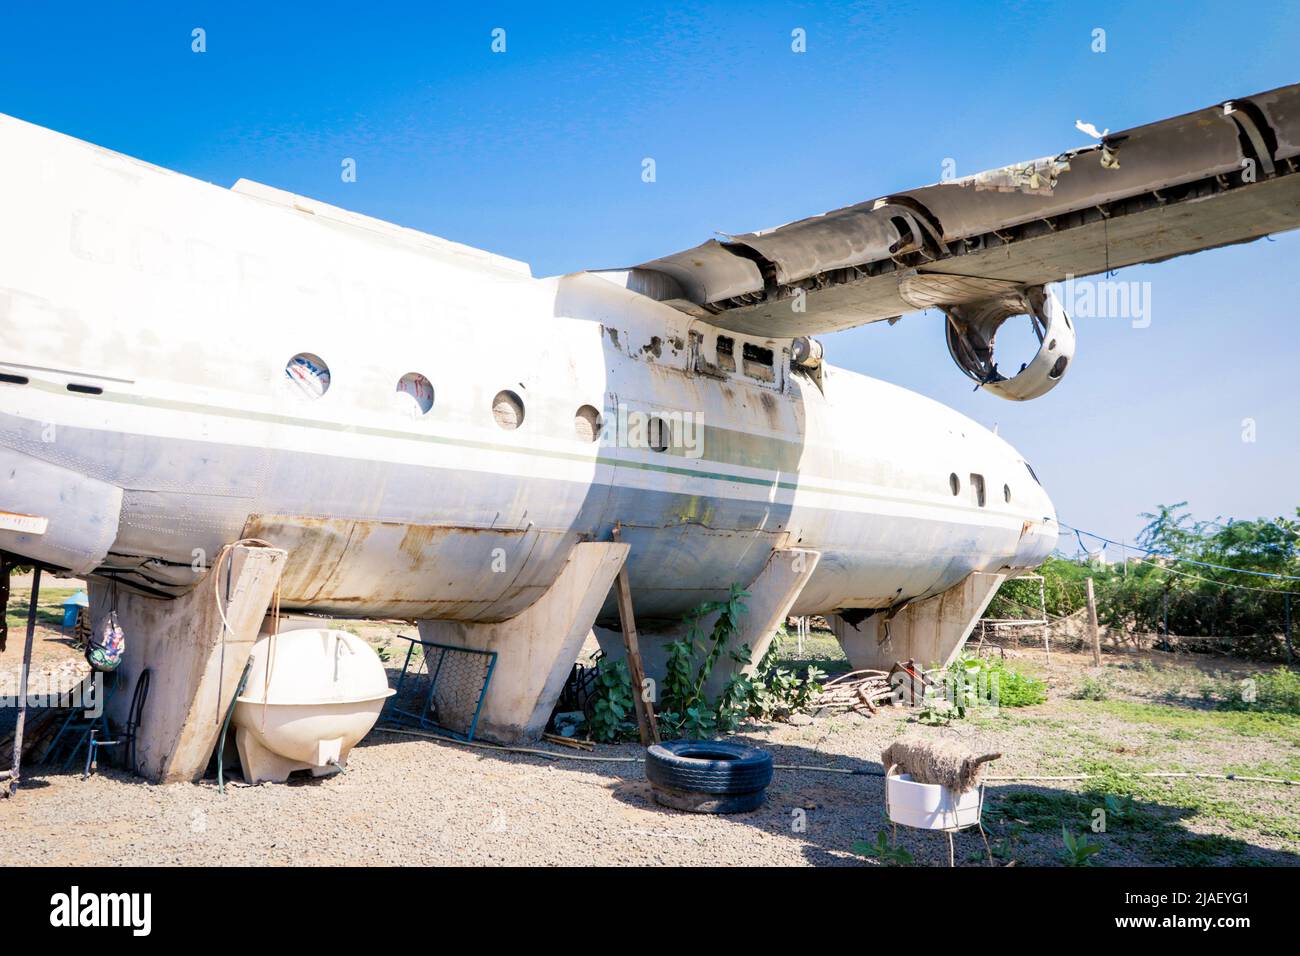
(216, 657), (254, 794)
(125, 668), (150, 775)
(375, 726), (1296, 785)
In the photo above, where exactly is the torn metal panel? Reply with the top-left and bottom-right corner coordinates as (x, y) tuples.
(634, 238), (763, 304)
(624, 83), (1300, 339)
(960, 154), (1072, 195)
(1247, 83), (1300, 161)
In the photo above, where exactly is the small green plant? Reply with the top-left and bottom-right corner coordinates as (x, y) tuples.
(1072, 674), (1110, 701)
(916, 696), (961, 725)
(1103, 793), (1136, 822)
(1059, 826), (1102, 866)
(852, 830), (913, 866)
(589, 659), (636, 742)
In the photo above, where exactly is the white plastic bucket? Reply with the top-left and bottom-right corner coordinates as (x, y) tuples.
(886, 772), (982, 830)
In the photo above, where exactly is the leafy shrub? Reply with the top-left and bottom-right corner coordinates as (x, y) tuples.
(588, 659), (635, 742)
(1071, 674), (1110, 701)
(1220, 667), (1300, 715)
(586, 584), (825, 741)
(940, 654), (1046, 710)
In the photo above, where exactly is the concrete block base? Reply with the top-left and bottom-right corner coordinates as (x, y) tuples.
(830, 571), (1007, 672)
(90, 543), (287, 783)
(597, 548), (821, 698)
(417, 541), (629, 744)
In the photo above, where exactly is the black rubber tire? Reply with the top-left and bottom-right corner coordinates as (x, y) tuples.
(644, 740), (773, 795)
(650, 784), (767, 814)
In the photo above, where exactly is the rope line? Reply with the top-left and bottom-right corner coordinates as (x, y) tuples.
(373, 727), (1298, 787)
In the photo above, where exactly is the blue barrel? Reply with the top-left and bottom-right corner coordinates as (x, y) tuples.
(62, 589), (89, 627)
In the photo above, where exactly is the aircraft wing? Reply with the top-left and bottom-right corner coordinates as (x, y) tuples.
(610, 83), (1300, 399)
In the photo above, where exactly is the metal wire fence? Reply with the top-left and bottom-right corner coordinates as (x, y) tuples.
(382, 636), (497, 741)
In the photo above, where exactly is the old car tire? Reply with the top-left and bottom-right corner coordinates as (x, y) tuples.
(645, 740), (773, 812)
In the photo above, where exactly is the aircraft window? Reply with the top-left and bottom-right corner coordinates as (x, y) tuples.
(1003, 483), (1011, 504)
(395, 372), (434, 416)
(574, 404), (603, 442)
(1024, 461), (1041, 485)
(0, 373), (29, 385)
(742, 342), (775, 382)
(949, 473), (960, 496)
(647, 416), (670, 452)
(970, 473), (986, 507)
(67, 383), (103, 395)
(492, 390), (525, 430)
(285, 353), (330, 398)
(716, 335), (736, 372)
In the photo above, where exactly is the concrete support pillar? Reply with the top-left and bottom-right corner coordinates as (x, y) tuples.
(830, 571), (1007, 672)
(597, 548), (821, 697)
(416, 541), (629, 744)
(90, 543), (287, 783)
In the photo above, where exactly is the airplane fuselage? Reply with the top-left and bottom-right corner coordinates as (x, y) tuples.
(0, 112), (1057, 625)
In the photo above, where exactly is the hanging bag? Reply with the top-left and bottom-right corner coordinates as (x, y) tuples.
(86, 588), (126, 672)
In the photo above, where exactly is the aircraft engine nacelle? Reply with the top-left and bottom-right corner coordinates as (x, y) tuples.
(942, 283), (1075, 401)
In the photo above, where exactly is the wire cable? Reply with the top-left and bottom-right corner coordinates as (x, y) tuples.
(1059, 520), (1300, 582)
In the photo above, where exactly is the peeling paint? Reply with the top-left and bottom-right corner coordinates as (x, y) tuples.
(964, 155), (1072, 195)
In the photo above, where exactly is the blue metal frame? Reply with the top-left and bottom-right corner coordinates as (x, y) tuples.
(42, 672), (120, 772)
(381, 635), (497, 742)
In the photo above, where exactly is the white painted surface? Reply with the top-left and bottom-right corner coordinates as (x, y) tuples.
(0, 111), (1056, 628)
(233, 628), (395, 783)
(886, 773), (982, 830)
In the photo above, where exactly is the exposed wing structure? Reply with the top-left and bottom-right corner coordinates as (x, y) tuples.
(617, 83), (1300, 341)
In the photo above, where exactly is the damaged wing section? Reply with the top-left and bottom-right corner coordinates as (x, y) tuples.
(610, 83), (1300, 400)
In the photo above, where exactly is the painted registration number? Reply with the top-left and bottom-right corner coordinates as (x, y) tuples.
(0, 511), (48, 535)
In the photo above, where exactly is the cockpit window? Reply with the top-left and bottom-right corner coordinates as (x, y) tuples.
(1024, 461), (1041, 485)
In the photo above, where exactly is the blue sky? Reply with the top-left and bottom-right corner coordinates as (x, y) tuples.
(2, 1), (1297, 549)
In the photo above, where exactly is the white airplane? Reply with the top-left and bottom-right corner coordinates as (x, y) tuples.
(2, 84), (1297, 774)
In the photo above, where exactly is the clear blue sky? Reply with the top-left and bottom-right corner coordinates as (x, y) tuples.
(3, 1), (1297, 549)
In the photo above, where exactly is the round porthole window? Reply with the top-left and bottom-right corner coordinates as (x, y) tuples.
(395, 372), (434, 416)
(492, 389), (525, 430)
(949, 473), (961, 496)
(574, 404), (603, 442)
(285, 353), (330, 398)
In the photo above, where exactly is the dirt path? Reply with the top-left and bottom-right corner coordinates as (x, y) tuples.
(1, 618), (1296, 867)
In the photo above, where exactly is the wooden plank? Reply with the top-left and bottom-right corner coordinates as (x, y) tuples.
(1086, 576), (1101, 666)
(610, 526), (659, 746)
(8, 566), (40, 796)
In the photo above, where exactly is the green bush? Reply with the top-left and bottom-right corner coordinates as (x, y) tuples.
(946, 655), (1047, 708)
(586, 584), (826, 741)
(588, 659), (636, 742)
(1221, 667), (1300, 715)
(1071, 674), (1111, 701)
(992, 504), (1300, 661)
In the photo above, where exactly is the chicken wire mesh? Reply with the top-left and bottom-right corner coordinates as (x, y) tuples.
(382, 636), (497, 741)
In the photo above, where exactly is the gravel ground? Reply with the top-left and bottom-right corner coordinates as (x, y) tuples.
(2, 603), (1297, 866)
